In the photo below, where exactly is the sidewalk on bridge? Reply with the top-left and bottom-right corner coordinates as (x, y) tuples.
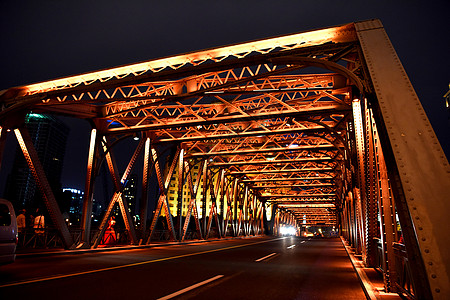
(341, 237), (402, 300)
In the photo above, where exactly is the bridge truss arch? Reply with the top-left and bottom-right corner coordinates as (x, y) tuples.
(1, 19), (449, 299)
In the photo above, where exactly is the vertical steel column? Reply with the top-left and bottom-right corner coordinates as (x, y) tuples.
(249, 194), (256, 235)
(365, 106), (380, 267)
(352, 99), (367, 258)
(176, 148), (184, 241)
(218, 169), (226, 236)
(373, 120), (398, 292)
(242, 186), (249, 235)
(342, 200), (350, 241)
(79, 129), (98, 248)
(273, 210), (280, 236)
(348, 192), (357, 249)
(223, 179), (233, 237)
(140, 135), (151, 242)
(233, 180), (240, 236)
(14, 127), (74, 249)
(201, 160), (208, 235)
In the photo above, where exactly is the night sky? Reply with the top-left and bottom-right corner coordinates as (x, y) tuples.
(1, 1), (449, 194)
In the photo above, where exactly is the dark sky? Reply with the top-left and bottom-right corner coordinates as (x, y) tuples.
(1, 1), (449, 192)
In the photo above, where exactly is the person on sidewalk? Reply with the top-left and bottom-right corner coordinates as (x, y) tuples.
(34, 209), (45, 235)
(16, 209), (26, 233)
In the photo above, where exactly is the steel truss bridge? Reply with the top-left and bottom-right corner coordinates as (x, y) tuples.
(1, 19), (449, 299)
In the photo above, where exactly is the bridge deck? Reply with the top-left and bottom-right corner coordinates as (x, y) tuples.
(2, 237), (401, 299)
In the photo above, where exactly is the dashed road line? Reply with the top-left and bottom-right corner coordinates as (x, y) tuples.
(157, 275), (224, 300)
(255, 252), (278, 262)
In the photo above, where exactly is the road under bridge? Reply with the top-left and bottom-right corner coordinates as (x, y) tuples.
(1, 19), (449, 299)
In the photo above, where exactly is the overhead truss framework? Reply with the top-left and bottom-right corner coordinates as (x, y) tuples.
(1, 19), (449, 299)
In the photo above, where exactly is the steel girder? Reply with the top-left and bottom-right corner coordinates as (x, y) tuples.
(0, 20), (448, 298)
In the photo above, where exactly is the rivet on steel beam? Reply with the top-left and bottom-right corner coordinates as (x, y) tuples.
(435, 288), (440, 293)
(425, 249), (430, 253)
(431, 274), (437, 279)
(419, 227), (423, 230)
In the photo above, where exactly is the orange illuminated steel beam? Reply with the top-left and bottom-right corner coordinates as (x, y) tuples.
(185, 144), (337, 158)
(8, 24), (356, 98)
(0, 19), (446, 298)
(14, 127), (74, 249)
(210, 157), (334, 167)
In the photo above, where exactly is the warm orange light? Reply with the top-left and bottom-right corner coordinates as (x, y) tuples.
(280, 204), (335, 208)
(19, 25), (355, 95)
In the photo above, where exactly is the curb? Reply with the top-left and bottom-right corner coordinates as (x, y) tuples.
(340, 236), (378, 300)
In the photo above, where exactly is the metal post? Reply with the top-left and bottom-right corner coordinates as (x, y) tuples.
(353, 99), (368, 260)
(79, 129), (98, 248)
(243, 186), (249, 235)
(176, 147), (184, 241)
(201, 160), (208, 236)
(373, 120), (398, 292)
(365, 106), (380, 267)
(218, 169), (226, 237)
(140, 136), (151, 242)
(232, 178), (239, 236)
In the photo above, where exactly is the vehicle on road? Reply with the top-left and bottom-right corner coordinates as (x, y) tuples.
(0, 199), (17, 265)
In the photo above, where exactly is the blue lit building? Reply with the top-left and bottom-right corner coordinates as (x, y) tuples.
(5, 113), (69, 211)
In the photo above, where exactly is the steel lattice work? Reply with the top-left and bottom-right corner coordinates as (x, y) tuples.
(1, 19), (449, 299)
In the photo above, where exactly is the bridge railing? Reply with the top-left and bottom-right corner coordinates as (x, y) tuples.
(393, 242), (416, 299)
(16, 227), (208, 250)
(374, 238), (384, 272)
(373, 237), (416, 299)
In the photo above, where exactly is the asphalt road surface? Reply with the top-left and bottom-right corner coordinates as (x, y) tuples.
(0, 237), (366, 299)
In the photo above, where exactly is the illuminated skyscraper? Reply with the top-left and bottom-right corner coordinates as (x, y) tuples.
(123, 174), (137, 216)
(5, 113), (69, 210)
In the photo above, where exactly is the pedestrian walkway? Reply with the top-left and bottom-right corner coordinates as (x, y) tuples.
(341, 238), (402, 300)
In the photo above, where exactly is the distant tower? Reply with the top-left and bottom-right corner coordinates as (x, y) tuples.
(5, 113), (69, 210)
(63, 188), (84, 225)
(113, 174), (138, 219)
(123, 174), (138, 216)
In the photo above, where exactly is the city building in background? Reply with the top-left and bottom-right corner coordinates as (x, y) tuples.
(4, 113), (69, 212)
(122, 174), (137, 217)
(62, 187), (104, 226)
(112, 174), (140, 227)
(63, 188), (84, 225)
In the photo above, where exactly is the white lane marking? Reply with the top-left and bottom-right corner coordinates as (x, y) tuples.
(287, 245), (296, 249)
(301, 241), (306, 243)
(255, 252), (277, 262)
(0, 238), (283, 288)
(157, 275), (224, 300)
